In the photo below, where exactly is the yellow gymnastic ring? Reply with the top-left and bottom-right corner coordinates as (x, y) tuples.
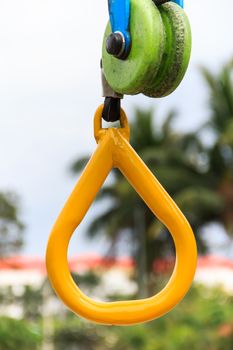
(46, 105), (197, 325)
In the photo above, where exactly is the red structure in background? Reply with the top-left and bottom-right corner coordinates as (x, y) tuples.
(0, 255), (232, 274)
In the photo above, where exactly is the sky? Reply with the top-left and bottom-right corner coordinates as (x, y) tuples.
(0, 0), (233, 257)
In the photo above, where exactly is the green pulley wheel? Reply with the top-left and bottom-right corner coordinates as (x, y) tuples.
(102, 0), (165, 95)
(143, 2), (192, 98)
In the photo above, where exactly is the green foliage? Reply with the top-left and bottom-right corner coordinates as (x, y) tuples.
(201, 59), (233, 234)
(19, 286), (43, 321)
(0, 317), (41, 350)
(72, 271), (100, 288)
(0, 192), (24, 257)
(201, 59), (233, 134)
(54, 317), (102, 350)
(53, 286), (233, 350)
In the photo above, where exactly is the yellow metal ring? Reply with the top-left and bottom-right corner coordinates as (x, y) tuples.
(46, 105), (197, 325)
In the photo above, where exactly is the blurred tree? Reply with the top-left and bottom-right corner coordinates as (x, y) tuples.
(72, 271), (100, 289)
(201, 59), (233, 234)
(109, 286), (233, 350)
(20, 285), (43, 321)
(52, 286), (233, 350)
(54, 317), (102, 350)
(72, 271), (100, 293)
(0, 192), (24, 257)
(0, 317), (41, 350)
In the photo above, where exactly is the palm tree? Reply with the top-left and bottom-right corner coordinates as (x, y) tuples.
(71, 108), (220, 296)
(0, 192), (24, 257)
(201, 59), (233, 235)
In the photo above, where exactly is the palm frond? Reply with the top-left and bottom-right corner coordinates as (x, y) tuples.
(70, 156), (90, 174)
(174, 187), (224, 225)
(161, 110), (177, 138)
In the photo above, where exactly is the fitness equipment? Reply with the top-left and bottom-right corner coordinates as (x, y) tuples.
(46, 0), (197, 326)
(46, 105), (197, 325)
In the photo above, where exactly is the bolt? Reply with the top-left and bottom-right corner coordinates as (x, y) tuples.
(106, 32), (125, 58)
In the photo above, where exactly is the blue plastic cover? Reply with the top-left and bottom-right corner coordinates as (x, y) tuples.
(172, 0), (184, 8)
(108, 0), (131, 54)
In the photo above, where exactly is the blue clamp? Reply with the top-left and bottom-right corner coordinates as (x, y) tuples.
(106, 0), (131, 59)
(172, 0), (184, 7)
